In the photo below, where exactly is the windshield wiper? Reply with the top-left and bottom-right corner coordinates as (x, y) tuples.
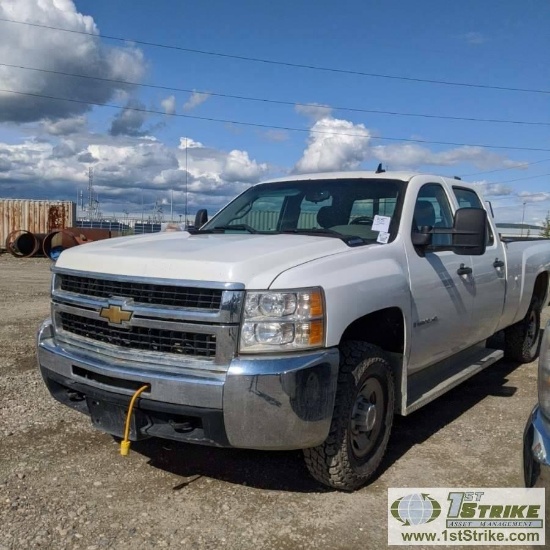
(195, 224), (259, 234)
(280, 228), (342, 237)
(280, 228), (367, 246)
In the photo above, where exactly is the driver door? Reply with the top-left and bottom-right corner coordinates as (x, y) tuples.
(406, 183), (475, 371)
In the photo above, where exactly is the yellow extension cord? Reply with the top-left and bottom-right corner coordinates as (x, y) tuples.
(120, 384), (150, 456)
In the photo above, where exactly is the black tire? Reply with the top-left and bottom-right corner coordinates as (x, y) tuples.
(504, 297), (542, 363)
(303, 341), (394, 491)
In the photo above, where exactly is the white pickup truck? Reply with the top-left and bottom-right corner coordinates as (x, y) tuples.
(37, 171), (550, 490)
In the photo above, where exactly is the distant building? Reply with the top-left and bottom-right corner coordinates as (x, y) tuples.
(495, 222), (545, 239)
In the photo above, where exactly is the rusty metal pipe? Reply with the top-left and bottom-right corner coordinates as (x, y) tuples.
(5, 230), (46, 258)
(43, 227), (113, 260)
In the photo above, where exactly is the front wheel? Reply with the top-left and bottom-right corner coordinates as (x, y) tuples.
(303, 341), (394, 491)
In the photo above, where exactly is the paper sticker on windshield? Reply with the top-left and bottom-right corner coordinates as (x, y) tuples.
(377, 231), (390, 244)
(372, 215), (391, 233)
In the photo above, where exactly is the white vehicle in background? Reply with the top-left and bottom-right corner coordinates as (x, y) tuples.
(37, 171), (550, 490)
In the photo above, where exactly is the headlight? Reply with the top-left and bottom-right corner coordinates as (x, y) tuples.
(240, 288), (325, 353)
(538, 321), (550, 418)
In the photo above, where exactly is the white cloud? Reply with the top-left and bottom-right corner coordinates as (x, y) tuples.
(0, 0), (145, 123)
(371, 144), (525, 171)
(183, 91), (211, 111)
(41, 116), (88, 136)
(153, 169), (187, 187)
(471, 181), (515, 197)
(221, 150), (268, 183)
(293, 114), (527, 175)
(161, 95), (176, 115)
(0, 128), (269, 215)
(294, 117), (371, 173)
(295, 103), (333, 121)
(178, 137), (205, 149)
(518, 191), (550, 203)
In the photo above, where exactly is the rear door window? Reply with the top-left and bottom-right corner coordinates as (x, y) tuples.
(453, 186), (494, 246)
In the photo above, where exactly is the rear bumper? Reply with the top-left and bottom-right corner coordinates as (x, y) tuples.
(523, 405), (550, 491)
(37, 319), (339, 450)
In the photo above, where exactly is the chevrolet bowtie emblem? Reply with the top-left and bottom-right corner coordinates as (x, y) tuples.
(99, 304), (133, 325)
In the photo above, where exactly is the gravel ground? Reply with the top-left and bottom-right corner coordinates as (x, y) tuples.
(0, 252), (548, 549)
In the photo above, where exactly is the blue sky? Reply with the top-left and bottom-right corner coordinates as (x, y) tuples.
(0, 0), (548, 224)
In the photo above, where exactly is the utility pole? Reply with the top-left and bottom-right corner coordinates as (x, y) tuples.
(185, 137), (189, 227)
(521, 201), (527, 237)
(84, 167), (102, 221)
(88, 167), (94, 217)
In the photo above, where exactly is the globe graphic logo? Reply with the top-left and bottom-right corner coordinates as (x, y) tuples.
(391, 493), (441, 526)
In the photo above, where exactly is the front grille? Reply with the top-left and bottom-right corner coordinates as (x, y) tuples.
(59, 274), (222, 310)
(59, 312), (217, 358)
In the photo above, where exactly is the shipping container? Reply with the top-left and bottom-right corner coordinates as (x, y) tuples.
(76, 220), (130, 233)
(134, 223), (162, 234)
(0, 199), (76, 251)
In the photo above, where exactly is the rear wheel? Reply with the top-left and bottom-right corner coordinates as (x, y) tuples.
(303, 341), (394, 491)
(504, 296), (542, 363)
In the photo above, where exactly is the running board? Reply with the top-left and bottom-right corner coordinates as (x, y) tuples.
(405, 346), (504, 415)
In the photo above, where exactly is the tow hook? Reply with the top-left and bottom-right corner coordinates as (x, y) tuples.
(169, 419), (195, 433)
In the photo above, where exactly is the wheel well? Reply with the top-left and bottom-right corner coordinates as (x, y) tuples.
(340, 307), (404, 354)
(534, 272), (549, 308)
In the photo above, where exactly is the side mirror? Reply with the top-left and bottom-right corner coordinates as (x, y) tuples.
(452, 208), (487, 256)
(411, 229), (432, 247)
(194, 209), (208, 228)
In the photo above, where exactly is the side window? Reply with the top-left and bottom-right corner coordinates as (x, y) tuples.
(453, 186), (494, 246)
(453, 187), (482, 208)
(412, 184), (453, 248)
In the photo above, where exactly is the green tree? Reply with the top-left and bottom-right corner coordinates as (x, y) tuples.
(541, 212), (550, 238)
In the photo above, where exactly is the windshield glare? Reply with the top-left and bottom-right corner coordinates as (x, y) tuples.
(201, 178), (406, 243)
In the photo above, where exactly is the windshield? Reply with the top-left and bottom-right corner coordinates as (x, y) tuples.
(200, 178), (406, 244)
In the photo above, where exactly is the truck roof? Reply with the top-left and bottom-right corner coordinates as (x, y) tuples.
(262, 170), (475, 188)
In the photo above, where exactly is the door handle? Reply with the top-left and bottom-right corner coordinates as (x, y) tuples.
(457, 264), (472, 276)
(493, 259), (505, 268)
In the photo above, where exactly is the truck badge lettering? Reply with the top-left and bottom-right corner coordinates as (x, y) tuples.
(414, 316), (438, 328)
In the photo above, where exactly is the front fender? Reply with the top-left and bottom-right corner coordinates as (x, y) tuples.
(269, 239), (412, 348)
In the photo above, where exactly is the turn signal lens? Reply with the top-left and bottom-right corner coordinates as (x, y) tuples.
(308, 291), (324, 317)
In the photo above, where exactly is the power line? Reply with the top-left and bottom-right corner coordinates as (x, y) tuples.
(3, 62), (549, 128)
(491, 172), (550, 184)
(462, 158), (550, 177)
(5, 65), (548, 180)
(1, 17), (549, 95)
(3, 87), (550, 153)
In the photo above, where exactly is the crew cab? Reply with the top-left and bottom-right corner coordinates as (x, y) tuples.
(37, 171), (550, 490)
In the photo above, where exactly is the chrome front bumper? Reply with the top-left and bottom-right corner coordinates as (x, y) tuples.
(523, 405), (550, 491)
(37, 319), (339, 450)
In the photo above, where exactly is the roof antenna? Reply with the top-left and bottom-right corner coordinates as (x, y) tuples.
(375, 163), (386, 174)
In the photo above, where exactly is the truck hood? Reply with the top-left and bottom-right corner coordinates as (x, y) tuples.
(55, 231), (350, 288)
